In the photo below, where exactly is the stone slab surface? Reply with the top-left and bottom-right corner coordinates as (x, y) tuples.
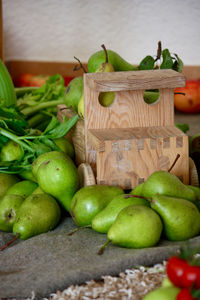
(1, 217), (200, 299)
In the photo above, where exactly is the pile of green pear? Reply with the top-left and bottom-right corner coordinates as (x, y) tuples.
(65, 42), (183, 117)
(0, 137), (81, 245)
(69, 169), (200, 253)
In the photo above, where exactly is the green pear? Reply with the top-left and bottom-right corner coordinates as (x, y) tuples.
(130, 182), (144, 196)
(6, 180), (38, 198)
(88, 49), (137, 73)
(0, 194), (24, 232)
(161, 276), (174, 288)
(92, 194), (150, 233)
(107, 205), (163, 248)
(142, 170), (197, 202)
(0, 140), (23, 161)
(150, 194), (200, 241)
(78, 93), (84, 118)
(13, 193), (61, 240)
(188, 185), (200, 199)
(31, 150), (68, 178)
(70, 185), (124, 227)
(98, 91), (115, 107)
(53, 137), (75, 160)
(142, 286), (180, 300)
(37, 156), (79, 212)
(19, 169), (37, 182)
(65, 76), (83, 112)
(32, 186), (45, 194)
(0, 173), (20, 199)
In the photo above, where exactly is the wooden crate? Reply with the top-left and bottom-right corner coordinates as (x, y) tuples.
(58, 69), (190, 190)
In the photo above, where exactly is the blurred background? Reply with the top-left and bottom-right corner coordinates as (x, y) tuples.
(2, 0), (200, 65)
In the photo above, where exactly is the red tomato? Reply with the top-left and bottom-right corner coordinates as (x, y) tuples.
(167, 256), (200, 289)
(63, 76), (74, 86)
(174, 80), (200, 113)
(29, 75), (49, 87)
(177, 288), (199, 300)
(16, 73), (34, 87)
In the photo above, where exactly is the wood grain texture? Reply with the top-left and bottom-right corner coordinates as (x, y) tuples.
(95, 132), (189, 189)
(85, 69), (186, 92)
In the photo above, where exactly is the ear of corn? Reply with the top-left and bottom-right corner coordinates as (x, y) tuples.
(0, 59), (17, 107)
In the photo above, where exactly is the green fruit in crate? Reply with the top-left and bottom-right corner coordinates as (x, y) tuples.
(19, 170), (37, 182)
(53, 137), (75, 160)
(142, 170), (197, 202)
(150, 194), (200, 241)
(107, 205), (162, 248)
(6, 180), (38, 198)
(37, 156), (79, 212)
(0, 173), (20, 199)
(31, 150), (68, 178)
(88, 48), (137, 73)
(92, 193), (150, 234)
(65, 76), (83, 112)
(0, 140), (23, 161)
(142, 286), (180, 300)
(78, 93), (84, 118)
(70, 185), (124, 227)
(13, 193), (61, 240)
(0, 194), (24, 232)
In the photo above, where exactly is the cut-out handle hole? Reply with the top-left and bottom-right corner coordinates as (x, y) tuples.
(98, 92), (115, 107)
(143, 89), (160, 105)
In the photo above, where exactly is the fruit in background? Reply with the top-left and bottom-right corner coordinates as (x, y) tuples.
(29, 75), (49, 87)
(107, 205), (163, 248)
(130, 182), (144, 196)
(142, 170), (197, 202)
(65, 76), (83, 112)
(88, 48), (137, 73)
(13, 193), (61, 240)
(150, 194), (200, 241)
(70, 185), (124, 227)
(91, 194), (150, 234)
(174, 80), (200, 113)
(142, 286), (180, 300)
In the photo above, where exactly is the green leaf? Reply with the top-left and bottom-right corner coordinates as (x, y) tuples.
(44, 115), (79, 140)
(172, 53), (184, 73)
(160, 49), (173, 69)
(175, 123), (190, 133)
(139, 56), (155, 70)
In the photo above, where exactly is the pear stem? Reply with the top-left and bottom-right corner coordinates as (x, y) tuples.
(73, 56), (87, 73)
(154, 41), (162, 62)
(0, 233), (20, 251)
(101, 44), (108, 64)
(98, 239), (110, 255)
(124, 194), (147, 200)
(168, 153), (180, 173)
(67, 225), (91, 236)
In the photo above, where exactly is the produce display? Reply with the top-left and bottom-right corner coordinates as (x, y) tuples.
(0, 42), (200, 265)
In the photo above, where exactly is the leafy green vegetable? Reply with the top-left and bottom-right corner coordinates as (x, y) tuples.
(0, 114), (78, 174)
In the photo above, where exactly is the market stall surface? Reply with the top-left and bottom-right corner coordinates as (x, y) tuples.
(0, 112), (200, 299)
(0, 216), (200, 299)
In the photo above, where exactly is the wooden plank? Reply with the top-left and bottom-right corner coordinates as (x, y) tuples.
(85, 69), (186, 92)
(0, 0), (3, 60)
(182, 65), (200, 80)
